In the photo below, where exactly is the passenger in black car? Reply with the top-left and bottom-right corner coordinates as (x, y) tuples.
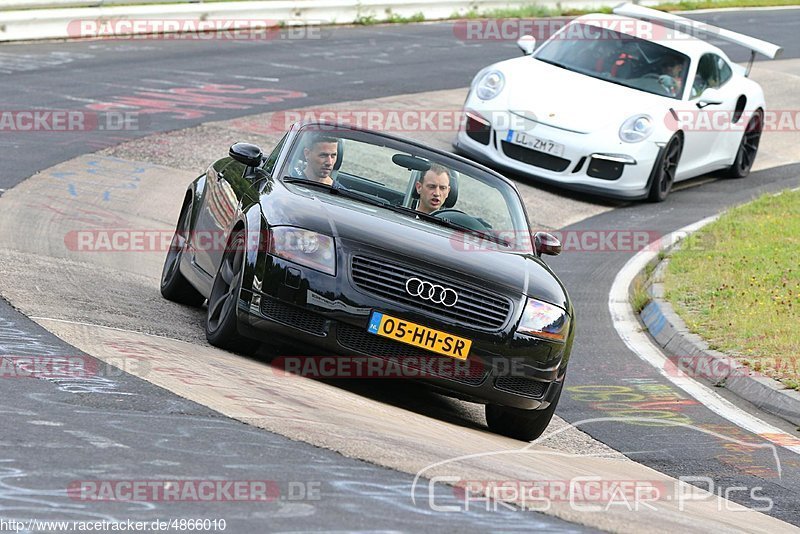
(303, 134), (339, 185)
(415, 164), (451, 214)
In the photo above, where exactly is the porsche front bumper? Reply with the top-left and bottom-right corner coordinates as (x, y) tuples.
(454, 110), (664, 200)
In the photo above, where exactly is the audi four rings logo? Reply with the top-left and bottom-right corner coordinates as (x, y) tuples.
(405, 277), (459, 307)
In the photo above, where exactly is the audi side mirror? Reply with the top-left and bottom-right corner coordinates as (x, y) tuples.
(534, 232), (562, 257)
(229, 142), (263, 167)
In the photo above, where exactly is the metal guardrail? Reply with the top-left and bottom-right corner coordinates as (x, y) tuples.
(0, 0), (618, 42)
(0, 0), (201, 10)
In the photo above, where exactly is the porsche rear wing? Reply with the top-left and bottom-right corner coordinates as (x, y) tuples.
(613, 2), (783, 74)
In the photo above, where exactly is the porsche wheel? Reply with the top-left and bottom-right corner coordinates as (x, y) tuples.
(205, 230), (259, 353)
(160, 199), (205, 306)
(485, 385), (562, 441)
(724, 110), (763, 179)
(648, 134), (682, 202)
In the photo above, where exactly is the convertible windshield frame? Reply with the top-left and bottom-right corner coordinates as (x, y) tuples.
(278, 123), (532, 242)
(284, 177), (390, 206)
(283, 176), (512, 248)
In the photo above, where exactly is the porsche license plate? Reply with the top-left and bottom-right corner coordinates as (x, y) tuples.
(367, 312), (472, 360)
(506, 130), (565, 157)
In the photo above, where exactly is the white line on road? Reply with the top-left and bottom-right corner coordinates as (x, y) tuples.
(609, 215), (800, 455)
(61, 95), (107, 105)
(269, 62), (344, 76)
(164, 69), (214, 77)
(232, 75), (280, 82)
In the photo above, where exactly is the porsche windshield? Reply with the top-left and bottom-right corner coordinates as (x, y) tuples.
(281, 126), (532, 251)
(534, 23), (690, 99)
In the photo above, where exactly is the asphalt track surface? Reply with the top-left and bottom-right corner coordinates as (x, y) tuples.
(1, 7), (799, 532)
(1, 8), (799, 190)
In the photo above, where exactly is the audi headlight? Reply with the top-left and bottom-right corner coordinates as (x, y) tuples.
(619, 114), (653, 143)
(475, 70), (505, 101)
(517, 298), (570, 342)
(269, 227), (335, 275)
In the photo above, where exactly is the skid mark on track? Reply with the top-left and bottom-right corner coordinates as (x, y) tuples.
(86, 83), (308, 121)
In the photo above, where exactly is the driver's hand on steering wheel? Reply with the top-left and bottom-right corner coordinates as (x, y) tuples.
(658, 74), (679, 96)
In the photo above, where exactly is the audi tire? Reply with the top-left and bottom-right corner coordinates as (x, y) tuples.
(161, 198), (205, 306)
(206, 230), (259, 354)
(485, 384), (562, 441)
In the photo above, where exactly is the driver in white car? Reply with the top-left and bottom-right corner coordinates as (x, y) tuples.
(415, 164), (451, 214)
(658, 55), (685, 97)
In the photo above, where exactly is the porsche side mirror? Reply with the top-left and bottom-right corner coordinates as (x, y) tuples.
(534, 231), (561, 257)
(517, 35), (536, 56)
(696, 88), (723, 109)
(229, 142), (263, 167)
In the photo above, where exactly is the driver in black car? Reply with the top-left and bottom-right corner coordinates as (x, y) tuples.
(302, 134), (339, 185)
(415, 164), (451, 214)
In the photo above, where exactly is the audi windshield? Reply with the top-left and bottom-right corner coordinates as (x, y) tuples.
(280, 126), (533, 252)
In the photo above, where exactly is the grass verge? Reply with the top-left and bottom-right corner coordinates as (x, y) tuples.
(663, 189), (800, 389)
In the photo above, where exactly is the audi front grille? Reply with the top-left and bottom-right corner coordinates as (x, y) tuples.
(337, 324), (487, 386)
(350, 256), (512, 331)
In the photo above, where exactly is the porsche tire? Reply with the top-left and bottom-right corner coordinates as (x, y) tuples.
(648, 134), (682, 202)
(724, 110), (763, 179)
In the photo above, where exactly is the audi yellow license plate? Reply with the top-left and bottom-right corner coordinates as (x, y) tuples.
(367, 312), (472, 360)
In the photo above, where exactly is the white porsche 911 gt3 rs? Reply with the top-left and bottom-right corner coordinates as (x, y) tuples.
(454, 3), (783, 201)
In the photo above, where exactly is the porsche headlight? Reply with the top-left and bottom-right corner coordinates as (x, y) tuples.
(517, 298), (570, 342)
(269, 227), (335, 275)
(619, 114), (653, 143)
(475, 70), (505, 101)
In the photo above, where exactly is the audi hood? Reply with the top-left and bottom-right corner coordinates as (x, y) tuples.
(262, 184), (570, 312)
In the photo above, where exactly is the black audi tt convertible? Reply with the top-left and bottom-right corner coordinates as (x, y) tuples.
(160, 121), (574, 440)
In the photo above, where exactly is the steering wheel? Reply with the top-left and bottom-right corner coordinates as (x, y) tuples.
(429, 208), (491, 232)
(641, 72), (677, 94)
(430, 208), (466, 217)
